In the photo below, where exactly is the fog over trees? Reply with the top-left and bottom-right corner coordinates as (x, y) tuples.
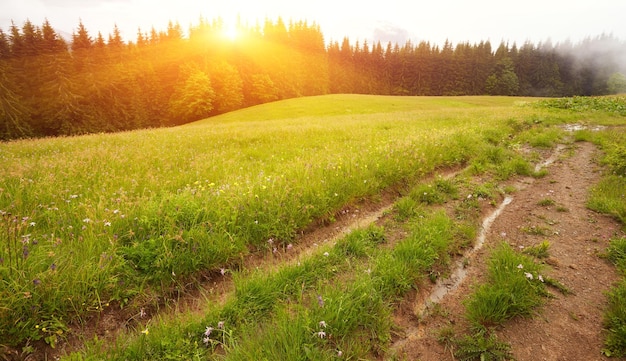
(1, 17), (625, 140)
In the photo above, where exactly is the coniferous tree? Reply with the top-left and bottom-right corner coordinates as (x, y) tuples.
(8, 22), (24, 57)
(0, 29), (10, 59)
(210, 60), (244, 113)
(0, 60), (32, 139)
(72, 20), (92, 52)
(41, 19), (67, 54)
(485, 57), (519, 95)
(168, 67), (215, 124)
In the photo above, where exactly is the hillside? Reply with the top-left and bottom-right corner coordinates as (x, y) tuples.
(0, 95), (625, 360)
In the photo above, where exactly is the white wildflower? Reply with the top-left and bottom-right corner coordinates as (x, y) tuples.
(204, 326), (213, 337)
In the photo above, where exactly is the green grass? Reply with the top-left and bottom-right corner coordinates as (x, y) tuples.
(2, 94), (624, 356)
(464, 243), (550, 329)
(522, 240), (551, 259)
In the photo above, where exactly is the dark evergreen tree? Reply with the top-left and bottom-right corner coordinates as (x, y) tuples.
(0, 29), (10, 59)
(71, 20), (92, 51)
(485, 57), (520, 95)
(41, 19), (67, 54)
(0, 60), (32, 139)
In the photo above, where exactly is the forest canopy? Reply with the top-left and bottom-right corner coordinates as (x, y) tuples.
(1, 17), (625, 140)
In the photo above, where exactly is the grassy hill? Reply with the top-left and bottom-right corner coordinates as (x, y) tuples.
(1, 94), (624, 359)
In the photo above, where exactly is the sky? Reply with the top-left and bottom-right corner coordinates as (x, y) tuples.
(1, 0), (625, 47)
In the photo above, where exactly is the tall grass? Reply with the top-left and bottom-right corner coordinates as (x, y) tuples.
(1, 95), (550, 347)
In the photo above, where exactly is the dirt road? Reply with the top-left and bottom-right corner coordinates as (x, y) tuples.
(395, 141), (625, 360)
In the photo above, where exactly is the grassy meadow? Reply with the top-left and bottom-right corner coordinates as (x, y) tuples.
(1, 94), (625, 359)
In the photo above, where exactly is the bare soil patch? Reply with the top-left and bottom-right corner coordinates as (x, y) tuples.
(393, 141), (626, 360)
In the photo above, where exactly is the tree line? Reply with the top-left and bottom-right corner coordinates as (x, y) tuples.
(1, 17), (625, 140)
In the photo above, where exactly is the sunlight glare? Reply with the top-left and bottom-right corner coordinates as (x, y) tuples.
(222, 23), (239, 41)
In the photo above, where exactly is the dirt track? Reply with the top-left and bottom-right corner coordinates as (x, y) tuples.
(394, 141), (626, 360)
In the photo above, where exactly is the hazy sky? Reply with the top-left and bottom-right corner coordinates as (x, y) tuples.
(1, 0), (624, 46)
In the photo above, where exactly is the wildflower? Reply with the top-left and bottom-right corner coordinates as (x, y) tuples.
(317, 330), (326, 339)
(139, 308), (146, 318)
(287, 243), (293, 250)
(33, 279), (41, 286)
(70, 194), (79, 199)
(317, 295), (324, 307)
(319, 321), (327, 328)
(104, 221), (111, 227)
(217, 321), (225, 329)
(524, 272), (533, 280)
(337, 350), (343, 357)
(365, 268), (372, 275)
(538, 275), (544, 283)
(50, 263), (57, 271)
(83, 218), (91, 223)
(323, 252), (329, 257)
(29, 222), (36, 227)
(517, 264), (524, 269)
(220, 268), (226, 276)
(141, 328), (149, 335)
(204, 326), (213, 337)
(203, 336), (210, 344)
(267, 238), (274, 245)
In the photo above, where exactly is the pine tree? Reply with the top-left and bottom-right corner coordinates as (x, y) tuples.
(8, 22), (24, 57)
(168, 67), (216, 124)
(21, 20), (42, 57)
(0, 60), (32, 139)
(0, 29), (10, 59)
(107, 24), (125, 49)
(210, 60), (244, 113)
(485, 57), (519, 95)
(72, 20), (92, 51)
(41, 19), (67, 54)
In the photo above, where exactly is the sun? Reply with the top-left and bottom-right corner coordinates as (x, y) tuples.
(221, 23), (239, 41)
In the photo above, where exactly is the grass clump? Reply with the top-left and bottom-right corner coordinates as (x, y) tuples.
(603, 238), (626, 358)
(464, 243), (550, 329)
(603, 278), (626, 358)
(453, 330), (515, 361)
(537, 198), (556, 207)
(522, 240), (551, 259)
